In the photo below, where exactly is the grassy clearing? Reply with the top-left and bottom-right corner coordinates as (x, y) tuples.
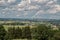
(3, 25), (36, 31)
(3, 25), (26, 31)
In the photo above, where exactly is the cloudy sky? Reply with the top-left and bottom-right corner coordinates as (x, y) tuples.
(0, 0), (60, 19)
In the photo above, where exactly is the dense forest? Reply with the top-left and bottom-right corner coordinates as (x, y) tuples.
(0, 23), (60, 40)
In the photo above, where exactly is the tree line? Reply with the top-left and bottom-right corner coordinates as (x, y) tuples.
(0, 24), (60, 40)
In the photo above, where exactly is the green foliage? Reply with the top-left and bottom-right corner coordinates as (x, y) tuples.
(54, 32), (60, 40)
(31, 28), (38, 39)
(8, 27), (22, 39)
(31, 24), (56, 40)
(36, 24), (49, 40)
(14, 27), (22, 39)
(0, 23), (60, 40)
(0, 25), (6, 40)
(22, 26), (32, 39)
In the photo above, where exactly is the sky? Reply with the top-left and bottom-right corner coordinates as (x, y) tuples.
(0, 0), (60, 19)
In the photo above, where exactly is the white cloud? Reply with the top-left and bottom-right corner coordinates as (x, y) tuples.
(0, 0), (60, 19)
(36, 10), (45, 14)
(2, 12), (6, 14)
(47, 1), (54, 5)
(47, 4), (60, 14)
(16, 14), (20, 17)
(54, 0), (57, 2)
(47, 9), (57, 14)
(32, 10), (45, 18)
(0, 0), (16, 6)
(28, 5), (39, 10)
(0, 0), (6, 5)
(46, 0), (56, 8)
(17, 1), (27, 8)
(17, 0), (40, 11)
(55, 5), (60, 11)
(33, 0), (48, 3)
(7, 0), (16, 3)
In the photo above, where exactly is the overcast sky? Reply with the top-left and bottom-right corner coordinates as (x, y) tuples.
(0, 0), (60, 19)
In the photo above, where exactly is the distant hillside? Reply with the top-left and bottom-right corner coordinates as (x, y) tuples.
(0, 18), (60, 22)
(0, 18), (60, 26)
